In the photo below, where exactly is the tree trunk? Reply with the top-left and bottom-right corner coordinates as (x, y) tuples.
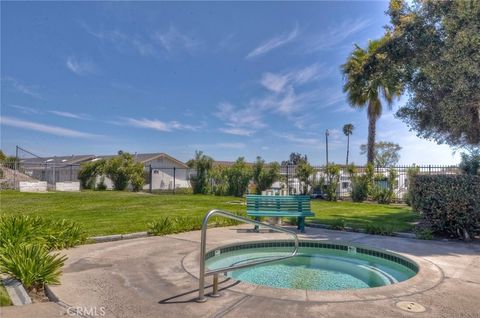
(367, 115), (376, 165)
(346, 135), (350, 166)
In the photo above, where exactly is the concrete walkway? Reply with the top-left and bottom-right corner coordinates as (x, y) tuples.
(2, 226), (479, 318)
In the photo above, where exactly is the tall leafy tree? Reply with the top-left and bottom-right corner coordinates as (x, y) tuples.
(252, 156), (280, 194)
(342, 37), (403, 164)
(296, 161), (315, 195)
(360, 141), (402, 167)
(342, 124), (354, 166)
(186, 151), (213, 194)
(385, 0), (480, 147)
(225, 157), (252, 197)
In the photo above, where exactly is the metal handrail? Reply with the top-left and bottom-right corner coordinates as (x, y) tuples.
(197, 209), (299, 302)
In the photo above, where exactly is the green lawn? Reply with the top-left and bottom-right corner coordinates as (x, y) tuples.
(0, 283), (11, 307)
(0, 191), (417, 236)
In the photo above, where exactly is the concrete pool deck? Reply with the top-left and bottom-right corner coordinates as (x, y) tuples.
(2, 225), (479, 318)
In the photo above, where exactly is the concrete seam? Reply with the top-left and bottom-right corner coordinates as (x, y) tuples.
(210, 294), (252, 318)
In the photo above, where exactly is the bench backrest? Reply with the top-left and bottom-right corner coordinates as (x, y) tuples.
(246, 195), (311, 213)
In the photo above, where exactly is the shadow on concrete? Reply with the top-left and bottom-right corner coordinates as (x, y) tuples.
(158, 278), (240, 304)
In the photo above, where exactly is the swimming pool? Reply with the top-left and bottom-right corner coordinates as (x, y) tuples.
(205, 240), (418, 291)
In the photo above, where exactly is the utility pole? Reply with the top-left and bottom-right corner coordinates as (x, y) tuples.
(325, 129), (329, 168)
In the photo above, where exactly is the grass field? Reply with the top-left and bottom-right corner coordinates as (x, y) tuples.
(0, 191), (417, 236)
(0, 283), (11, 307)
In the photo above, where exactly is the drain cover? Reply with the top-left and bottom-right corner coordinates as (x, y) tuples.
(396, 301), (426, 313)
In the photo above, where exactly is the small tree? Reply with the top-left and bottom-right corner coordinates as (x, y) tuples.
(104, 152), (144, 191)
(325, 163), (341, 201)
(78, 159), (106, 190)
(360, 141), (401, 167)
(225, 157), (252, 197)
(210, 165), (228, 196)
(252, 157), (280, 194)
(296, 161), (314, 195)
(187, 151), (213, 194)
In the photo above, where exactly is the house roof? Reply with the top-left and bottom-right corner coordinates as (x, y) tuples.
(19, 152), (188, 168)
(20, 155), (95, 165)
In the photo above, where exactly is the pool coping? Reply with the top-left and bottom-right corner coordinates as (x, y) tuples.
(182, 239), (444, 303)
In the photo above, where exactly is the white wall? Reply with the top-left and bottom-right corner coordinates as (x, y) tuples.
(144, 157), (190, 190)
(19, 181), (47, 192)
(56, 181), (80, 192)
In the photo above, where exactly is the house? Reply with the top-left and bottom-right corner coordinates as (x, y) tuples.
(18, 152), (191, 191)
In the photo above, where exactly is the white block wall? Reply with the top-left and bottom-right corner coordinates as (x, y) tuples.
(56, 181), (80, 192)
(19, 181), (48, 192)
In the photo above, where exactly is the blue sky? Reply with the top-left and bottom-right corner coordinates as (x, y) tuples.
(1, 1), (459, 165)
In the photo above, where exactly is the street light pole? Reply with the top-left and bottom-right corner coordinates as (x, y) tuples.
(325, 129), (329, 168)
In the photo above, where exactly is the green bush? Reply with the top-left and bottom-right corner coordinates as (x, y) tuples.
(365, 223), (397, 236)
(325, 164), (340, 201)
(350, 176), (368, 202)
(96, 177), (107, 191)
(411, 175), (480, 240)
(0, 215), (87, 250)
(0, 215), (86, 291)
(414, 221), (434, 240)
(330, 218), (346, 230)
(0, 244), (67, 291)
(148, 213), (244, 236)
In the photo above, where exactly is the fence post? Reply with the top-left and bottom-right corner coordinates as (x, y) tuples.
(428, 165), (431, 175)
(149, 165), (153, 193)
(286, 165), (289, 195)
(173, 167), (176, 194)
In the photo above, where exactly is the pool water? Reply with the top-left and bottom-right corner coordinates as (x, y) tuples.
(206, 247), (416, 291)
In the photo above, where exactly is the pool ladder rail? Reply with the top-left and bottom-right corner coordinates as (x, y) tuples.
(197, 209), (299, 302)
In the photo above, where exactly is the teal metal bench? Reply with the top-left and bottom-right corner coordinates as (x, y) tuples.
(246, 195), (314, 233)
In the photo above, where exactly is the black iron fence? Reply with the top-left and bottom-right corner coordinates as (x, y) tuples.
(280, 164), (461, 202)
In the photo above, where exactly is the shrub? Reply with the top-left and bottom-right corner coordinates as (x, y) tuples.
(350, 176), (368, 202)
(330, 218), (346, 230)
(410, 175), (480, 240)
(96, 177), (107, 191)
(225, 157), (252, 197)
(187, 151), (213, 194)
(325, 163), (340, 201)
(0, 215), (87, 250)
(0, 244), (67, 291)
(78, 159), (106, 189)
(0, 215), (85, 291)
(104, 152), (145, 191)
(148, 213), (244, 236)
(414, 221), (434, 240)
(364, 223), (396, 236)
(252, 157), (281, 194)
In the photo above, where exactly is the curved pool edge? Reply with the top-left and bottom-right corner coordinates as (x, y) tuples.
(182, 239), (445, 303)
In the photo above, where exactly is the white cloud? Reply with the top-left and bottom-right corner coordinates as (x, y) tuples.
(304, 18), (371, 52)
(219, 127), (255, 137)
(153, 26), (202, 53)
(2, 77), (42, 99)
(0, 116), (100, 138)
(10, 104), (40, 115)
(216, 102), (266, 128)
(49, 110), (91, 120)
(190, 142), (246, 149)
(124, 118), (199, 132)
(66, 57), (97, 76)
(246, 25), (299, 59)
(82, 24), (156, 57)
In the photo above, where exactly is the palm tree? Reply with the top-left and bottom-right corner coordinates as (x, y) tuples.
(343, 123), (354, 166)
(341, 37), (402, 165)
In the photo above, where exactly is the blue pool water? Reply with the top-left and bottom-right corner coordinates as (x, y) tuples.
(206, 246), (417, 291)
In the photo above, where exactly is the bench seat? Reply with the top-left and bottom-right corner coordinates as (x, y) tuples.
(246, 195), (314, 232)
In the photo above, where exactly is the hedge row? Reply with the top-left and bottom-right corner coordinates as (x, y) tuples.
(410, 175), (480, 240)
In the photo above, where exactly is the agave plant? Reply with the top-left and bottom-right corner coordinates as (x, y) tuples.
(0, 243), (67, 291)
